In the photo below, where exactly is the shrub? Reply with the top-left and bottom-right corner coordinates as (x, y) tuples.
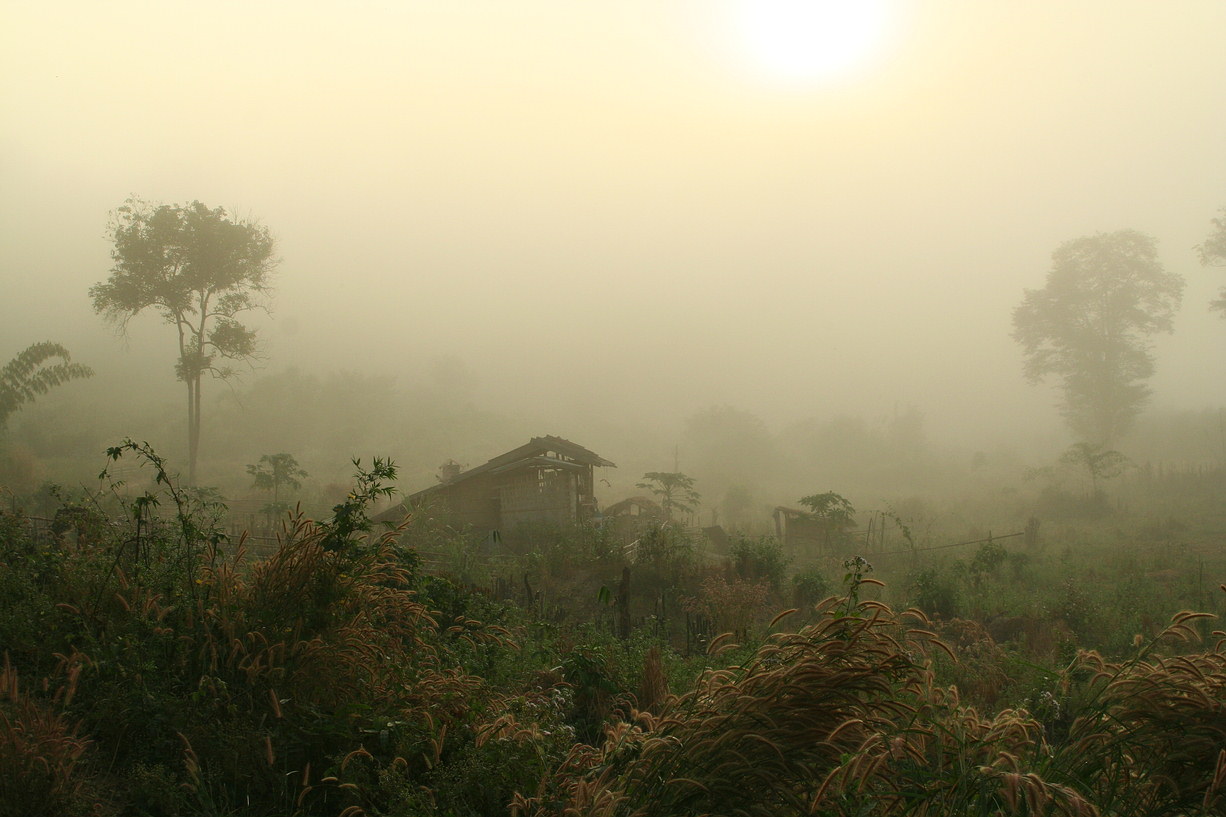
(791, 567), (831, 610)
(681, 573), (772, 640)
(908, 565), (960, 619)
(728, 534), (789, 591)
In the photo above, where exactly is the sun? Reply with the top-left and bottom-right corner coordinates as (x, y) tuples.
(729, 0), (894, 86)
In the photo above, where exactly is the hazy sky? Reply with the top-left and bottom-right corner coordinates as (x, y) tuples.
(3, 1), (1224, 453)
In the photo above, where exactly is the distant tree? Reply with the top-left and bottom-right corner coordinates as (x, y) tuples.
(1011, 230), (1184, 446)
(720, 484), (755, 530)
(636, 471), (700, 523)
(247, 453), (308, 517)
(1197, 206), (1226, 316)
(681, 405), (778, 491)
(91, 198), (277, 484)
(0, 342), (93, 431)
(1059, 442), (1128, 499)
(798, 491), (856, 547)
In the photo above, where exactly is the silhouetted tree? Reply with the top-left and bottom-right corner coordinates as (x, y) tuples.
(1012, 230), (1183, 445)
(1198, 206), (1226, 316)
(247, 452), (308, 517)
(636, 471), (700, 523)
(0, 342), (93, 431)
(91, 198), (277, 484)
(1059, 442), (1128, 499)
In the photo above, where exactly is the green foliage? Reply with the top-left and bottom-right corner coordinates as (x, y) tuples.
(839, 554), (876, 616)
(632, 522), (693, 566)
(799, 490), (857, 547)
(318, 456), (397, 554)
(635, 471), (700, 522)
(0, 445), (546, 815)
(969, 540), (1007, 578)
(0, 342), (93, 431)
(1053, 577), (1100, 639)
(728, 533), (789, 591)
(246, 452), (308, 517)
(791, 567), (830, 610)
(5, 437), (1226, 815)
(1012, 230), (1185, 445)
(908, 564), (960, 619)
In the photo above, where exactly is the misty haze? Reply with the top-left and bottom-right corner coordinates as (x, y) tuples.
(2, 2), (1225, 815)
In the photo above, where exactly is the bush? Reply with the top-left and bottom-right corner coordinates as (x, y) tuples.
(728, 534), (789, 591)
(908, 565), (960, 619)
(791, 567), (831, 610)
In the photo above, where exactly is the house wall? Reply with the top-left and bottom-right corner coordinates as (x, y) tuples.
(433, 476), (501, 531)
(499, 467), (577, 530)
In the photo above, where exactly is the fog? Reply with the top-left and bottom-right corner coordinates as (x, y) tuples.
(2, 1), (1224, 504)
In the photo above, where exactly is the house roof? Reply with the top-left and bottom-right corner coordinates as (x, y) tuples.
(431, 435), (614, 489)
(480, 435), (615, 471)
(604, 496), (663, 517)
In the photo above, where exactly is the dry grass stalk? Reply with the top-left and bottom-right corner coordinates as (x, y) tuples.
(0, 655), (97, 817)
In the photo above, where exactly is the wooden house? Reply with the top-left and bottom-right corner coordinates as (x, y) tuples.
(773, 505), (825, 551)
(375, 436), (615, 537)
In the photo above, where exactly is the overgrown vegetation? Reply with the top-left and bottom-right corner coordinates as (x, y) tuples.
(2, 445), (1225, 815)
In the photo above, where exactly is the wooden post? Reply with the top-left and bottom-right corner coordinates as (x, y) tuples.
(616, 566), (631, 641)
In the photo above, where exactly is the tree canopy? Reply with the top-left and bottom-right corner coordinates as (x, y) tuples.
(636, 471), (700, 523)
(0, 342), (94, 430)
(798, 491), (856, 547)
(248, 452), (309, 516)
(1198, 206), (1226, 316)
(91, 198), (277, 484)
(1011, 230), (1184, 446)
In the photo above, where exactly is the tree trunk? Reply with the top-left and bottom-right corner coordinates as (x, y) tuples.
(187, 374), (201, 486)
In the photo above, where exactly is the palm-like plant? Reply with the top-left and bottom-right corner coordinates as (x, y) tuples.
(0, 342), (93, 430)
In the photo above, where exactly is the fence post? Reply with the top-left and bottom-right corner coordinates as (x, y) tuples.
(616, 566), (631, 641)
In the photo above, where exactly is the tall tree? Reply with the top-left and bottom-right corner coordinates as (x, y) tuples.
(0, 342), (93, 430)
(1197, 206), (1226, 316)
(1012, 230), (1184, 446)
(91, 199), (277, 484)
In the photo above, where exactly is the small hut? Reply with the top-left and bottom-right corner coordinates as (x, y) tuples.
(375, 435), (615, 538)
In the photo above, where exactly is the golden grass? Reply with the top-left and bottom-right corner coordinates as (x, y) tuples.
(514, 599), (1226, 817)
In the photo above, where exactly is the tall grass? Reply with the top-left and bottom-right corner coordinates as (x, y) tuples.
(515, 596), (1226, 817)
